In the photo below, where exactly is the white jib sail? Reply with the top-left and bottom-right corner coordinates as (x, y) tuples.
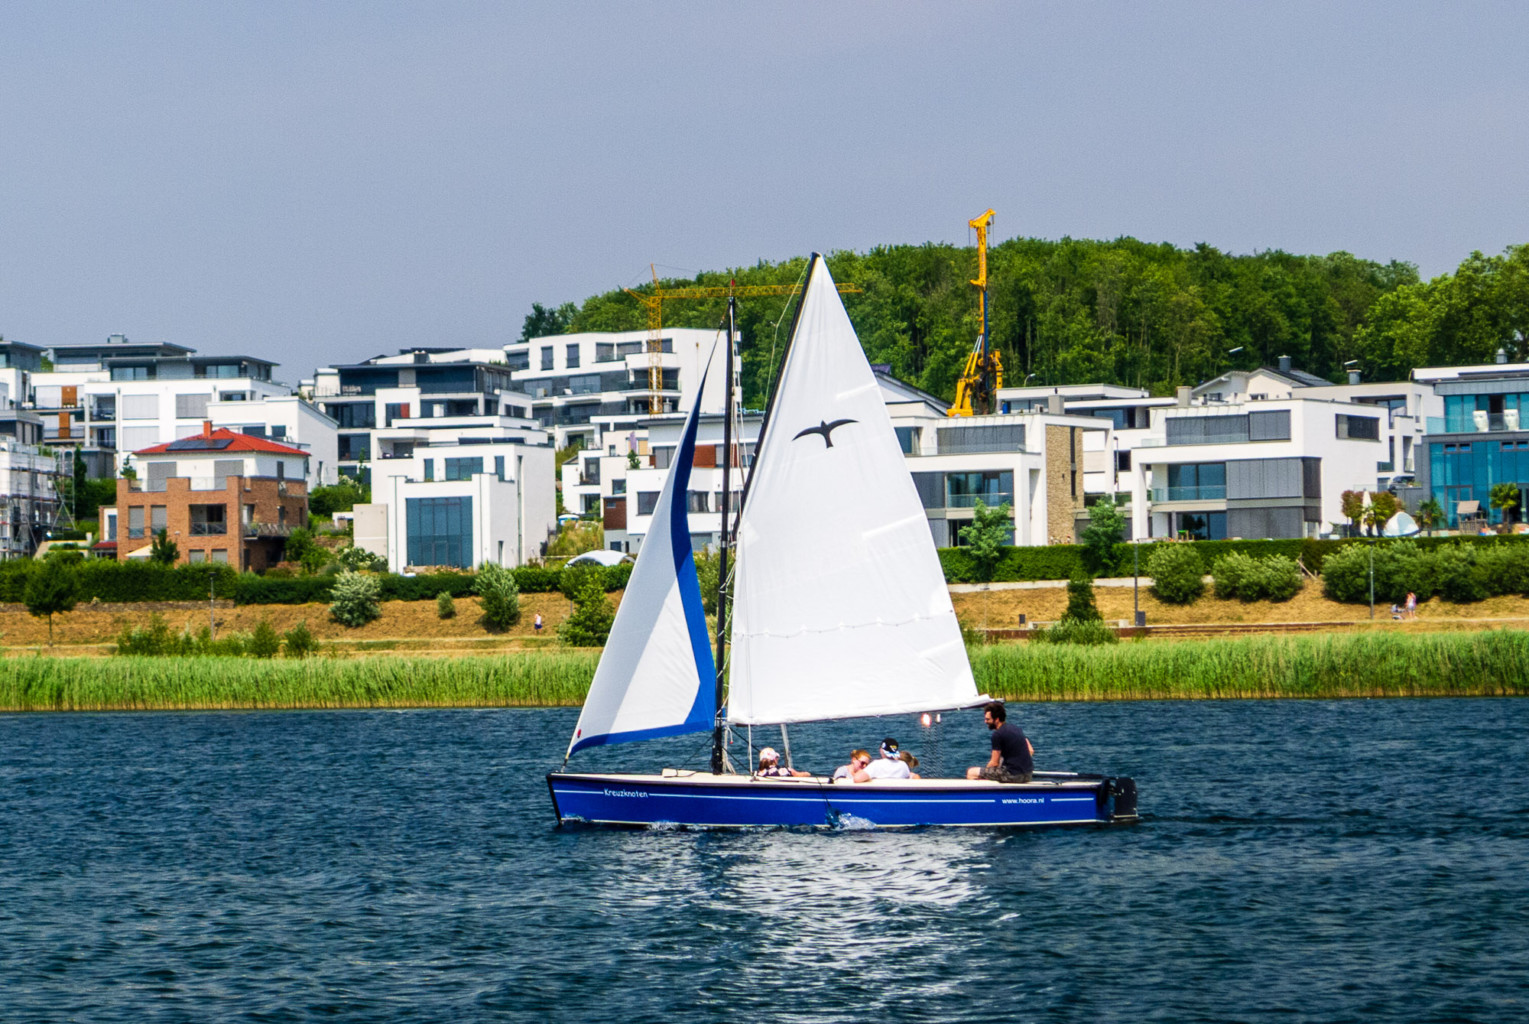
(727, 255), (979, 726)
(566, 365), (717, 758)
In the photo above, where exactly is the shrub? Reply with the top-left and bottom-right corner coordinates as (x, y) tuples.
(149, 529), (178, 565)
(1213, 552), (1302, 602)
(958, 500), (1014, 582)
(1321, 543), (1373, 604)
(1031, 618), (1118, 645)
(115, 614), (177, 655)
(284, 528), (317, 565)
(475, 563), (521, 631)
(1147, 544), (1205, 604)
(248, 619), (281, 658)
(283, 621), (319, 658)
(1475, 544), (1529, 597)
(559, 562), (604, 601)
(298, 545), (332, 575)
(338, 545), (387, 572)
(693, 549), (721, 616)
(1428, 544), (1486, 603)
(1079, 496), (1125, 575)
(1061, 571), (1102, 623)
(559, 575), (614, 647)
(24, 556), (78, 645)
(329, 570), (382, 628)
(436, 591), (456, 619)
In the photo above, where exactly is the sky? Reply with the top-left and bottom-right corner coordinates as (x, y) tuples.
(2, 1), (1527, 383)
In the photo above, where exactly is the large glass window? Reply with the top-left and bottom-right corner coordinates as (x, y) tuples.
(944, 470), (1013, 508)
(445, 457), (483, 480)
(190, 504), (227, 535)
(1176, 511), (1227, 541)
(406, 496), (474, 568)
(1163, 463), (1227, 500)
(330, 402), (376, 429)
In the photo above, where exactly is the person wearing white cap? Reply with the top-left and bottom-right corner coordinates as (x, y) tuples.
(755, 747), (809, 778)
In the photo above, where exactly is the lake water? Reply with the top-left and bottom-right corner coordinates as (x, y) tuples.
(2, 699), (1526, 1023)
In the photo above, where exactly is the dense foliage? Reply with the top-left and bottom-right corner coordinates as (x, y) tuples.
(1211, 552), (1304, 602)
(1147, 544), (1206, 605)
(1319, 541), (1529, 605)
(329, 570), (382, 628)
(474, 563), (521, 631)
(525, 239), (1529, 407)
(559, 575), (614, 647)
(1032, 571), (1117, 645)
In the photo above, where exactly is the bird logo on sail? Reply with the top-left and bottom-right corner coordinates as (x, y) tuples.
(792, 418), (857, 448)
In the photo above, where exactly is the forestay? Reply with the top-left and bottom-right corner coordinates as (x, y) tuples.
(727, 256), (979, 726)
(565, 367), (716, 757)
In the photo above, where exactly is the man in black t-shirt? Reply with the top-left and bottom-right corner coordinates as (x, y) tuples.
(966, 701), (1033, 783)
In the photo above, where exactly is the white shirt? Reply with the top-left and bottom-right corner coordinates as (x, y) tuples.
(862, 758), (911, 780)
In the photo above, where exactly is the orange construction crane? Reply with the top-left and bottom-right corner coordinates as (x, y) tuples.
(624, 266), (862, 414)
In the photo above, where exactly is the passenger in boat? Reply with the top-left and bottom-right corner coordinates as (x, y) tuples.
(853, 750), (919, 782)
(966, 701), (1034, 783)
(879, 738), (900, 760)
(832, 750), (873, 781)
(754, 747), (809, 778)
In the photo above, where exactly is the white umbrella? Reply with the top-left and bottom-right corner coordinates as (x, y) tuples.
(1382, 511), (1419, 537)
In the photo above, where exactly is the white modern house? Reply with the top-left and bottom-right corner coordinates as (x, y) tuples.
(371, 440), (557, 572)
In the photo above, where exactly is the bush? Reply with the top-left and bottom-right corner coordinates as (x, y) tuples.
(113, 615), (250, 657)
(693, 549), (721, 615)
(283, 621), (319, 658)
(1062, 571), (1102, 623)
(329, 570), (382, 628)
(1213, 552), (1303, 602)
(1147, 544), (1205, 604)
(559, 575), (614, 647)
(1429, 544), (1487, 603)
(338, 545), (387, 572)
(1079, 496), (1125, 575)
(298, 546), (332, 575)
(436, 591), (456, 619)
(475, 563), (521, 631)
(559, 562), (604, 601)
(1031, 618), (1118, 645)
(248, 619), (281, 658)
(24, 556), (78, 644)
(284, 528), (318, 565)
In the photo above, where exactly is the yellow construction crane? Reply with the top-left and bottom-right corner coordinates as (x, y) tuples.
(948, 208), (1004, 416)
(624, 266), (862, 414)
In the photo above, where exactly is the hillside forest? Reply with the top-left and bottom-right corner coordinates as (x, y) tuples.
(523, 239), (1529, 408)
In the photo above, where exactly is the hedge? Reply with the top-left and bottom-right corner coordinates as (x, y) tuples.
(0, 559), (633, 607)
(937, 533), (1529, 583)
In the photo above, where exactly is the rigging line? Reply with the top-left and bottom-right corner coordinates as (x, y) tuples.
(761, 259), (812, 415)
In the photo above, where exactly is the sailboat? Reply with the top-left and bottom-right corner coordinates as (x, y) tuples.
(546, 255), (1137, 829)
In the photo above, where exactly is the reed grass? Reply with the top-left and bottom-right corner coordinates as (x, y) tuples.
(969, 630), (1529, 701)
(1, 631), (1524, 711)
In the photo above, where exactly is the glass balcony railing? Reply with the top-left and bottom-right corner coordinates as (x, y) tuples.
(946, 491), (1014, 509)
(1150, 485), (1227, 502)
(1429, 412), (1523, 434)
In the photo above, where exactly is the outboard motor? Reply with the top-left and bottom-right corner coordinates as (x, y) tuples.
(1102, 777), (1139, 822)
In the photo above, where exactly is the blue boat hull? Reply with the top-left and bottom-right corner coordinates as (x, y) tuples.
(546, 771), (1138, 829)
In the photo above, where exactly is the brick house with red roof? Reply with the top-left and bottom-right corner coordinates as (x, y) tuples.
(114, 422), (309, 571)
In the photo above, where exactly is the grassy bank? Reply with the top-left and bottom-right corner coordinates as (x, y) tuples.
(1, 631), (1524, 711)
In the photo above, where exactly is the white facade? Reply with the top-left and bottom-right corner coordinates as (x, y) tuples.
(374, 440), (556, 571)
(622, 414), (760, 555)
(86, 374), (289, 472)
(207, 395), (340, 489)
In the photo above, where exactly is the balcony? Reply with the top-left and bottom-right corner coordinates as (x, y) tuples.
(243, 522), (298, 538)
(190, 522), (228, 536)
(1150, 485), (1227, 502)
(946, 491), (1014, 508)
(1428, 412), (1523, 434)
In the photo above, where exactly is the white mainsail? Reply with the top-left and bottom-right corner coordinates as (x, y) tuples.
(565, 367), (717, 757)
(727, 255), (980, 726)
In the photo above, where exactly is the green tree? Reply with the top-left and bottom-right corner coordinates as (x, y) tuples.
(309, 476), (371, 518)
(1340, 490), (1366, 536)
(559, 574), (615, 647)
(149, 529), (178, 565)
(1416, 498), (1444, 535)
(329, 570), (382, 627)
(475, 562), (522, 631)
(283, 621), (319, 657)
(521, 301), (577, 342)
(1080, 495), (1125, 575)
(1061, 571), (1103, 623)
(1490, 482), (1521, 525)
(958, 500), (1012, 582)
(1365, 491), (1402, 534)
(24, 556), (78, 645)
(248, 619), (281, 658)
(436, 591), (456, 619)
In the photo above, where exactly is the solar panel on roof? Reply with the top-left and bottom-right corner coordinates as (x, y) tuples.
(164, 437), (235, 450)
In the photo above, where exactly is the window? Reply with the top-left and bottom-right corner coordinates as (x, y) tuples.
(270, 425), (285, 439)
(278, 506), (287, 524)
(1176, 511), (1228, 541)
(895, 426), (922, 455)
(616, 340), (644, 358)
(385, 403), (410, 425)
(936, 424), (1025, 455)
(636, 491), (659, 516)
(687, 491), (710, 513)
(582, 459), (600, 484)
(211, 549), (229, 564)
(112, 366), (152, 381)
(190, 504), (227, 535)
(406, 496), (474, 568)
(1115, 450), (1131, 472)
(541, 347), (555, 370)
(337, 434), (370, 461)
(596, 343), (616, 362)
(1337, 414), (1380, 440)
(652, 446), (675, 470)
(1248, 410), (1291, 441)
(330, 403), (376, 429)
(494, 455), (505, 480)
(944, 471), (1013, 508)
(569, 374), (602, 395)
(121, 394), (159, 420)
(423, 460), (434, 482)
(175, 393), (210, 419)
(150, 506), (168, 532)
(1163, 463), (1227, 500)
(241, 426), (267, 437)
(128, 506), (145, 539)
(566, 344), (581, 368)
(611, 479), (626, 495)
(188, 550), (206, 564)
(445, 457), (483, 480)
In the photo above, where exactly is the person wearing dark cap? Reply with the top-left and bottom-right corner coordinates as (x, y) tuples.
(854, 747), (918, 782)
(878, 738), (900, 761)
(966, 701), (1033, 783)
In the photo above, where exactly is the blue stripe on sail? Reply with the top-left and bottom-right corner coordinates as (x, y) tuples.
(669, 398), (718, 734)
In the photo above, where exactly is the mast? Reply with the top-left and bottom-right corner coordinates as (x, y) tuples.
(709, 290), (738, 774)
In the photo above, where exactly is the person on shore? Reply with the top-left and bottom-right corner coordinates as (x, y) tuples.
(967, 701), (1034, 783)
(755, 747), (809, 778)
(533, 612), (544, 633)
(853, 750), (921, 782)
(833, 750), (872, 781)
(1406, 592), (1417, 620)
